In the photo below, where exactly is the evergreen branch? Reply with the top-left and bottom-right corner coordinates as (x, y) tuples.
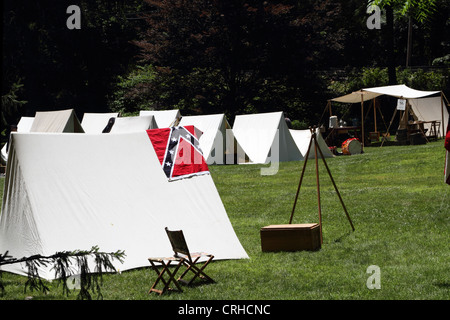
(0, 247), (125, 299)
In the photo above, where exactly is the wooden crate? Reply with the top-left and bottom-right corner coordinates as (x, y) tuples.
(260, 223), (321, 252)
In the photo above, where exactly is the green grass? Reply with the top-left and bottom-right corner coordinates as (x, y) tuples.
(0, 141), (449, 300)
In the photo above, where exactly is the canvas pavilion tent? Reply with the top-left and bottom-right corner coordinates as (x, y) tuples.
(81, 112), (119, 133)
(30, 109), (84, 133)
(0, 131), (248, 280)
(329, 84), (448, 146)
(108, 115), (158, 133)
(232, 111), (303, 164)
(290, 128), (334, 159)
(139, 110), (181, 128)
(178, 113), (249, 164)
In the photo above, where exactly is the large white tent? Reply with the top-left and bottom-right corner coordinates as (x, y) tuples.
(178, 114), (248, 164)
(0, 131), (248, 280)
(232, 111), (303, 164)
(139, 110), (181, 128)
(290, 128), (334, 159)
(81, 113), (119, 133)
(30, 109), (84, 133)
(108, 115), (158, 133)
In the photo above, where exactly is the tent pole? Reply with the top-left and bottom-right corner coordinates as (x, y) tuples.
(442, 91), (450, 105)
(289, 132), (313, 224)
(315, 138), (355, 232)
(377, 102), (389, 133)
(319, 101), (332, 127)
(381, 108), (398, 147)
(441, 92), (445, 138)
(313, 130), (323, 244)
(361, 94), (365, 150)
(405, 100), (410, 130)
(374, 98), (378, 133)
(290, 126), (355, 232)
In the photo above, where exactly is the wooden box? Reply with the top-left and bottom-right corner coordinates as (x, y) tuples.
(260, 223), (321, 252)
(369, 132), (380, 142)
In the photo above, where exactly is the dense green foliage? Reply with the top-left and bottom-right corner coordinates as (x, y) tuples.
(2, 0), (449, 137)
(0, 141), (448, 300)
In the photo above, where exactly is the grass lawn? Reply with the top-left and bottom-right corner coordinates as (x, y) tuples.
(0, 140), (449, 301)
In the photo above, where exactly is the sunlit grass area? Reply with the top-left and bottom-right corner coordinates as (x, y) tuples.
(0, 141), (449, 300)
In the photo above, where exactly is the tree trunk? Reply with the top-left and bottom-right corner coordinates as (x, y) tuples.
(406, 16), (413, 67)
(386, 5), (397, 85)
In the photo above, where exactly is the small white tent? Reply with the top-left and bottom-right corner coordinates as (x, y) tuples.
(178, 114), (248, 164)
(232, 111), (303, 164)
(17, 117), (35, 132)
(1, 117), (35, 164)
(408, 96), (449, 136)
(30, 109), (84, 133)
(108, 115), (158, 133)
(290, 128), (334, 159)
(81, 113), (119, 133)
(139, 110), (181, 128)
(0, 131), (248, 280)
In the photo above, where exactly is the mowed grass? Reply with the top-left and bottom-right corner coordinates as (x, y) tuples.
(0, 141), (449, 300)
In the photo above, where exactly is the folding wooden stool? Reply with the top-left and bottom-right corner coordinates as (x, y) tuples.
(147, 257), (184, 295)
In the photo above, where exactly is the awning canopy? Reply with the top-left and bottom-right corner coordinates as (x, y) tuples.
(328, 84), (446, 146)
(331, 84), (441, 103)
(363, 84), (440, 99)
(331, 90), (380, 103)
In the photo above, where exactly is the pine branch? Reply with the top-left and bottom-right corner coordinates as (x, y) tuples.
(0, 246), (125, 299)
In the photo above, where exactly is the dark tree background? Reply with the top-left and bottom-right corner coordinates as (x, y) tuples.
(2, 0), (147, 127)
(2, 0), (449, 136)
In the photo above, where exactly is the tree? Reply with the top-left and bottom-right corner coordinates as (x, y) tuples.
(2, 0), (148, 122)
(372, 0), (439, 67)
(127, 0), (348, 123)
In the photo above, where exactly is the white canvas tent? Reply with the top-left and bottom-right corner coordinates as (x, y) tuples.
(408, 96), (449, 136)
(178, 114), (248, 164)
(232, 111), (303, 164)
(17, 117), (35, 132)
(139, 110), (181, 128)
(0, 131), (248, 280)
(81, 113), (119, 133)
(290, 128), (334, 159)
(1, 117), (35, 163)
(30, 109), (84, 133)
(108, 115), (158, 133)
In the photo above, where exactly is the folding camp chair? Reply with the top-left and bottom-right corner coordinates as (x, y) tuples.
(165, 227), (215, 286)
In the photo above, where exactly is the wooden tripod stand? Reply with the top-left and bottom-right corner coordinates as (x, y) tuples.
(288, 127), (355, 243)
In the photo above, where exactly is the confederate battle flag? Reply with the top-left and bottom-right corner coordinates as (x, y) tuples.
(147, 125), (209, 181)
